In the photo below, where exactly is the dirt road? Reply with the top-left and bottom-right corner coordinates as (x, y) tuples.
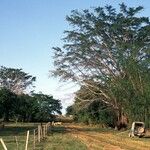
(65, 124), (150, 150)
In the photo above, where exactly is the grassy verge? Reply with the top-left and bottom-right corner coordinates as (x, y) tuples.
(2, 123), (150, 150)
(36, 125), (87, 150)
(0, 123), (38, 150)
(0, 123), (87, 150)
(36, 133), (87, 150)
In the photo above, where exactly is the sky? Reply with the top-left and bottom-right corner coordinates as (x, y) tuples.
(0, 0), (150, 114)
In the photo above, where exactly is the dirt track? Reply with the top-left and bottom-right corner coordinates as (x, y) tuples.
(65, 124), (150, 150)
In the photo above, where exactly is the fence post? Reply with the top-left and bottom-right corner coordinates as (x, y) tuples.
(25, 130), (29, 150)
(0, 138), (7, 150)
(33, 129), (35, 149)
(45, 124), (47, 136)
(38, 125), (41, 142)
(15, 136), (18, 150)
(43, 125), (46, 138)
(40, 125), (43, 139)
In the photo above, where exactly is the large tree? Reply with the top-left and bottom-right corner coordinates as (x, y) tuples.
(0, 66), (36, 94)
(52, 4), (150, 126)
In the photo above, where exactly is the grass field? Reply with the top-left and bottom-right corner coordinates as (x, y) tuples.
(0, 123), (87, 150)
(36, 132), (87, 150)
(0, 123), (38, 150)
(1, 123), (150, 150)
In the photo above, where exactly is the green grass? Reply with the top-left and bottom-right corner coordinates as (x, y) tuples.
(4, 123), (150, 150)
(36, 126), (87, 150)
(36, 133), (87, 150)
(0, 123), (38, 150)
(0, 123), (87, 150)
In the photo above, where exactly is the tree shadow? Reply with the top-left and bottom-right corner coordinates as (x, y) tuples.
(142, 135), (150, 138)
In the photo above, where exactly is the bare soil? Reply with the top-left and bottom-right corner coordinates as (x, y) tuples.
(65, 124), (150, 150)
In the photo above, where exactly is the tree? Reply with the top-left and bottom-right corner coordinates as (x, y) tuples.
(66, 105), (75, 116)
(67, 85), (118, 127)
(52, 3), (150, 127)
(33, 93), (62, 121)
(14, 94), (38, 122)
(0, 88), (17, 121)
(13, 93), (62, 122)
(0, 66), (36, 94)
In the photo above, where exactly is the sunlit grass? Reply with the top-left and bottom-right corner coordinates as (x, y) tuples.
(36, 132), (87, 150)
(1, 123), (150, 150)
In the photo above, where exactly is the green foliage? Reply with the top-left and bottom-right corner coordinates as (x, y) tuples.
(33, 93), (62, 121)
(53, 3), (150, 127)
(0, 88), (62, 122)
(0, 66), (62, 122)
(14, 94), (38, 122)
(67, 98), (117, 127)
(0, 88), (17, 121)
(66, 105), (74, 116)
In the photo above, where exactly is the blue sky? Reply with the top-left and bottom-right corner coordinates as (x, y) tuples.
(0, 0), (149, 113)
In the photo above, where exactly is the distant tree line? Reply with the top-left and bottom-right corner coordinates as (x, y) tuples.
(52, 3), (150, 129)
(0, 66), (62, 122)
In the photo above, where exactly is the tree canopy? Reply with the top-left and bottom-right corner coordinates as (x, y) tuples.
(52, 3), (150, 127)
(0, 66), (62, 122)
(0, 66), (36, 94)
(0, 89), (62, 122)
(0, 88), (17, 121)
(33, 93), (62, 121)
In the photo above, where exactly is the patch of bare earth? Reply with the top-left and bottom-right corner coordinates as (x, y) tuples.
(103, 144), (122, 150)
(65, 124), (150, 150)
(71, 131), (123, 150)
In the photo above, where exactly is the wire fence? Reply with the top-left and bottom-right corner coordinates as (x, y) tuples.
(0, 122), (51, 150)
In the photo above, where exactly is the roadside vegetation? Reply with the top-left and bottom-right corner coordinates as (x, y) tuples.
(0, 123), (87, 150)
(36, 129), (87, 150)
(52, 3), (150, 129)
(0, 66), (62, 123)
(0, 123), (37, 150)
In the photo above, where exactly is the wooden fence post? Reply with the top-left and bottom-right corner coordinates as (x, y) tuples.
(43, 125), (46, 138)
(38, 125), (41, 142)
(15, 136), (18, 150)
(0, 138), (7, 150)
(46, 124), (47, 136)
(40, 126), (43, 139)
(25, 130), (29, 150)
(33, 129), (35, 149)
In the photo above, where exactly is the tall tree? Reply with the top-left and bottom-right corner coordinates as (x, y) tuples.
(52, 3), (150, 126)
(0, 66), (36, 94)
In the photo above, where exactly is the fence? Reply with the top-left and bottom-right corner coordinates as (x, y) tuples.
(0, 122), (51, 150)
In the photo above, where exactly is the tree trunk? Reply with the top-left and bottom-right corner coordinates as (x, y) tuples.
(4, 113), (9, 122)
(115, 108), (128, 130)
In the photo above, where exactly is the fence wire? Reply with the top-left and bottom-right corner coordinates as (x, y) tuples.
(0, 122), (51, 150)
